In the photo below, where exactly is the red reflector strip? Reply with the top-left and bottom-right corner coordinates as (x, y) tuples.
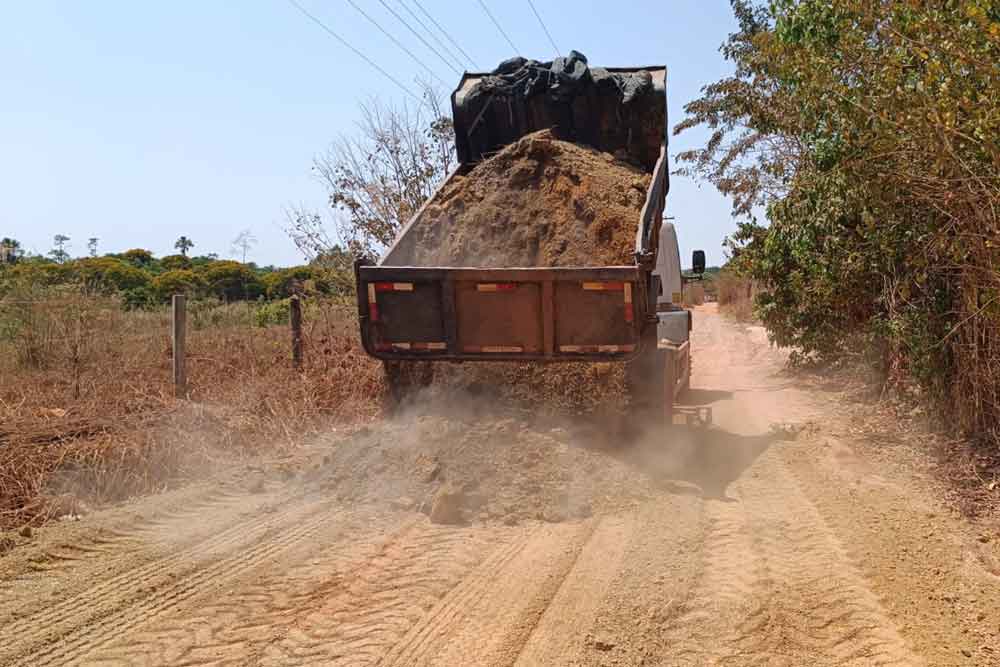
(582, 281), (625, 291)
(559, 344), (636, 354)
(463, 345), (524, 353)
(367, 283), (378, 321)
(476, 282), (518, 292)
(375, 342), (446, 352)
(374, 282), (414, 292)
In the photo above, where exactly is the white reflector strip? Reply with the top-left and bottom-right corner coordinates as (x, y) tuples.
(559, 344), (636, 354)
(476, 283), (517, 292)
(464, 345), (523, 353)
(412, 342), (447, 350)
(375, 341), (446, 352)
(623, 283), (632, 303)
(367, 283), (376, 303)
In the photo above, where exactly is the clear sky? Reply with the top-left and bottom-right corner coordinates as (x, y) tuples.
(1, 1), (738, 267)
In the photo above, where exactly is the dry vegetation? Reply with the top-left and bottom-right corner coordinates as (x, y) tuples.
(0, 294), (382, 529)
(716, 270), (754, 321)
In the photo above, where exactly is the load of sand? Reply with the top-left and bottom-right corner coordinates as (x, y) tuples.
(388, 130), (655, 420)
(389, 129), (650, 268)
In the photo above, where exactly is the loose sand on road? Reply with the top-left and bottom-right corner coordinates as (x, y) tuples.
(2, 304), (998, 666)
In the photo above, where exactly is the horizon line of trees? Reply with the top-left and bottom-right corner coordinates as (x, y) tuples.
(0, 237), (353, 309)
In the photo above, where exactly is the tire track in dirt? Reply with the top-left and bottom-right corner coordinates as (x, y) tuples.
(83, 512), (420, 666)
(512, 516), (636, 665)
(4, 498), (338, 667)
(254, 523), (504, 666)
(659, 489), (764, 666)
(657, 446), (919, 666)
(723, 453), (920, 666)
(379, 520), (601, 667)
(0, 483), (279, 624)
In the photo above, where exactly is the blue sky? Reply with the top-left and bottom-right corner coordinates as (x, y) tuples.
(1, 1), (738, 266)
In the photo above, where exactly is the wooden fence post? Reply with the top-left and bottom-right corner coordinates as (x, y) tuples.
(172, 294), (187, 398)
(290, 295), (303, 369)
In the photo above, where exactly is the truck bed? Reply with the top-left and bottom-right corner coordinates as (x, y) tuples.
(356, 264), (645, 362)
(356, 60), (669, 364)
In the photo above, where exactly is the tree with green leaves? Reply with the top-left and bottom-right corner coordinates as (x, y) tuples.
(677, 0), (1000, 445)
(87, 237), (99, 257)
(174, 236), (194, 257)
(0, 237), (21, 264)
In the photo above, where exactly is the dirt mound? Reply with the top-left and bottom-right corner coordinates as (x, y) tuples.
(310, 411), (663, 526)
(392, 129), (649, 268)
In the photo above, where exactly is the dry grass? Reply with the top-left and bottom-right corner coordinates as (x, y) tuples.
(717, 271), (755, 321)
(0, 295), (382, 529)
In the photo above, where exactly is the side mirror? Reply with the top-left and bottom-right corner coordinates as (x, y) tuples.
(692, 250), (706, 275)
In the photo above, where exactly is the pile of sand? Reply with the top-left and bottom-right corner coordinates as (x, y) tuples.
(310, 411), (665, 526)
(391, 130), (650, 268)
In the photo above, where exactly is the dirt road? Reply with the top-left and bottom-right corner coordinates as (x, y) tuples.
(3, 304), (999, 666)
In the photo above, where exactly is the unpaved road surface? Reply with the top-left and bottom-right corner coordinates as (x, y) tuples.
(3, 304), (999, 666)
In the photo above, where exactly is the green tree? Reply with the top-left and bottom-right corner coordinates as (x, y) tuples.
(174, 236), (194, 256)
(160, 254), (193, 271)
(152, 269), (203, 301)
(0, 237), (21, 264)
(677, 0), (1000, 442)
(74, 257), (150, 293)
(202, 260), (263, 301)
(87, 237), (99, 257)
(121, 248), (154, 267)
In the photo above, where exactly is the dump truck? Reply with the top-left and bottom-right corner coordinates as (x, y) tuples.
(354, 53), (706, 427)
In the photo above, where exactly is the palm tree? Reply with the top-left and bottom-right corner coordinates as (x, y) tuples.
(174, 236), (194, 256)
(49, 234), (70, 263)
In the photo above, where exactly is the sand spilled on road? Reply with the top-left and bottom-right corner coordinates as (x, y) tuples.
(307, 397), (675, 527)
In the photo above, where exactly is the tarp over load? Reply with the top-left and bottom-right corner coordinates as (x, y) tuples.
(451, 51), (667, 173)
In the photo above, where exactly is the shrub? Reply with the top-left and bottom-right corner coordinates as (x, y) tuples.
(152, 269), (203, 301)
(202, 261), (263, 301)
(160, 254), (193, 271)
(254, 299), (291, 327)
(74, 257), (150, 294)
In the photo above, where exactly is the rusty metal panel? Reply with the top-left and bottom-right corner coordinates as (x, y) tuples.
(455, 281), (543, 354)
(554, 281), (636, 350)
(370, 281), (445, 344)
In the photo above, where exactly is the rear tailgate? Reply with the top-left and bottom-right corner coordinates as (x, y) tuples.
(356, 265), (646, 362)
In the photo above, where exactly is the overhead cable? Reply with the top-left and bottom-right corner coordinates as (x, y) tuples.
(377, 0), (462, 76)
(395, 0), (467, 73)
(344, 0), (448, 86)
(410, 0), (479, 69)
(285, 0), (425, 106)
(527, 0), (560, 57)
(476, 0), (519, 56)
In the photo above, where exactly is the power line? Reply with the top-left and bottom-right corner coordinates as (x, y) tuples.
(526, 0), (559, 58)
(476, 0), (519, 55)
(377, 0), (462, 77)
(285, 0), (425, 106)
(410, 0), (478, 70)
(395, 0), (467, 73)
(344, 0), (448, 86)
